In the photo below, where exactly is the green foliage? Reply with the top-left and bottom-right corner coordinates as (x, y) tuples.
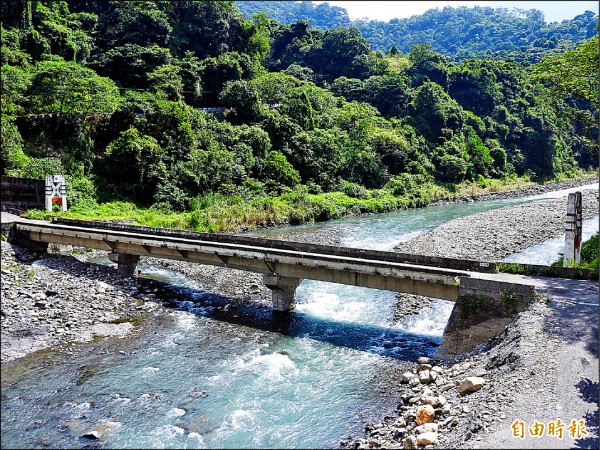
(553, 232), (599, 270)
(0, 115), (27, 175)
(341, 182), (369, 199)
(105, 127), (167, 200)
(1, 64), (33, 115)
(500, 290), (517, 306)
(8, 156), (63, 179)
(147, 64), (184, 101)
(28, 59), (120, 116)
(237, 2), (597, 61)
(261, 150), (301, 187)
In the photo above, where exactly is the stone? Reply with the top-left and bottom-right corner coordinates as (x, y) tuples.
(422, 396), (440, 407)
(438, 383), (454, 393)
(414, 423), (438, 434)
(394, 418), (406, 428)
(418, 370), (430, 383)
(416, 405), (435, 425)
(95, 282), (111, 293)
(408, 396), (421, 404)
(81, 425), (109, 439)
(418, 357), (432, 364)
(401, 372), (414, 383)
(417, 363), (432, 371)
(431, 366), (443, 374)
(392, 428), (407, 439)
(409, 377), (420, 386)
(458, 377), (485, 395)
(403, 435), (417, 449)
(416, 432), (438, 446)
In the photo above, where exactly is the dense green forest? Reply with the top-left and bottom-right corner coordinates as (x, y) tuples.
(235, 1), (598, 61)
(0, 1), (598, 232)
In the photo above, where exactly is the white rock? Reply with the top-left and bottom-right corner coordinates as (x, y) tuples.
(95, 281), (111, 293)
(409, 377), (420, 386)
(414, 423), (438, 434)
(418, 357), (432, 364)
(458, 377), (485, 395)
(416, 431), (438, 445)
(401, 371), (415, 383)
(403, 435), (417, 449)
(418, 370), (431, 383)
(81, 425), (109, 439)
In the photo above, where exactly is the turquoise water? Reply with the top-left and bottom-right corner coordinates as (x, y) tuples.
(1, 183), (597, 449)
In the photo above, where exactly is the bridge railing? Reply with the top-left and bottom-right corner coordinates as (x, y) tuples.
(51, 218), (497, 273)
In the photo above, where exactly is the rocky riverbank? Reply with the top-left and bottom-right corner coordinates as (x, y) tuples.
(0, 241), (172, 363)
(428, 175), (598, 206)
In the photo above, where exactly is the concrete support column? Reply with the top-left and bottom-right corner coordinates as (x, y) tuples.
(108, 253), (140, 277)
(263, 274), (301, 311)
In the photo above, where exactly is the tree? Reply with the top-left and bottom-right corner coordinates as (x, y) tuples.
(148, 64), (184, 101)
(105, 127), (167, 200)
(261, 150), (300, 186)
(531, 35), (599, 109)
(28, 60), (120, 118)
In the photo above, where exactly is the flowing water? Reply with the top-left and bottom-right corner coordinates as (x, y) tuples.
(1, 183), (597, 449)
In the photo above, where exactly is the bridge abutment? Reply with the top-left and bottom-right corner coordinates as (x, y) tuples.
(263, 275), (301, 311)
(435, 277), (537, 360)
(108, 253), (140, 277)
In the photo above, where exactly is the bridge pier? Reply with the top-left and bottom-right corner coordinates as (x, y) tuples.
(108, 253), (140, 277)
(435, 277), (537, 360)
(263, 275), (301, 311)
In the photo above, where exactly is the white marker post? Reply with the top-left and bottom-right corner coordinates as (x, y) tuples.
(574, 191), (582, 263)
(563, 192), (582, 266)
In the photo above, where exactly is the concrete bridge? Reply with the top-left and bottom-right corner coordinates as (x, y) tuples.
(6, 216), (593, 358)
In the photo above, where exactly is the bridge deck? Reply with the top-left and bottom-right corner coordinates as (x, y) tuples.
(12, 218), (473, 301)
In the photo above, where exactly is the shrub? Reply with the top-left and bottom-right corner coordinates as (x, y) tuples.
(341, 181), (369, 199)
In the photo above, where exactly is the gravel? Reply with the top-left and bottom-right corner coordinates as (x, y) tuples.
(0, 242), (171, 363)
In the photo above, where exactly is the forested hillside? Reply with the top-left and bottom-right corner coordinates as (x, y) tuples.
(236, 1), (598, 61)
(1, 1), (598, 232)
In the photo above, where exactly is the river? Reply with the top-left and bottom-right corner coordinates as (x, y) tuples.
(1, 183), (597, 449)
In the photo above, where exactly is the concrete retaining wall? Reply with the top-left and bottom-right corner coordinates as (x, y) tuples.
(436, 277), (537, 359)
(1, 176), (45, 212)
